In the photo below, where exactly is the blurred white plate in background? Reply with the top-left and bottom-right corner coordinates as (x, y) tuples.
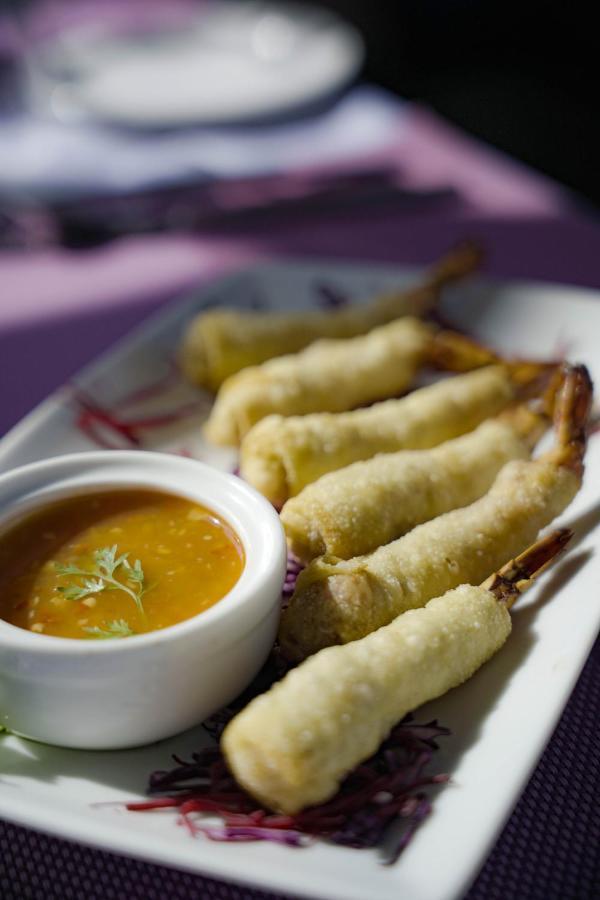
(41, 1), (365, 126)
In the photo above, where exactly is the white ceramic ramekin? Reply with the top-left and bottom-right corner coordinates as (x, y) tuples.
(0, 451), (287, 750)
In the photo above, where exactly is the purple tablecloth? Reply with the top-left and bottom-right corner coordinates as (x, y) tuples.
(1, 101), (599, 899)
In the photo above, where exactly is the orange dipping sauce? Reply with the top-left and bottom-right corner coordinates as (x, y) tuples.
(0, 490), (245, 640)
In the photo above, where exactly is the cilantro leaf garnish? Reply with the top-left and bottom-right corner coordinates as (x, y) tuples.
(55, 544), (147, 615)
(83, 619), (136, 640)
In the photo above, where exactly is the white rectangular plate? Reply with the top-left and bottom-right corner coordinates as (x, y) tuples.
(1, 260), (599, 900)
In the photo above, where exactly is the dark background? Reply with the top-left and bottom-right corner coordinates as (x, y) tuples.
(322, 1), (599, 208)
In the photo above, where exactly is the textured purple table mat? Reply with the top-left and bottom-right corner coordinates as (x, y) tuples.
(1, 102), (600, 899)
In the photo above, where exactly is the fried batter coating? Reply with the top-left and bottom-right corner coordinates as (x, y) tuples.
(281, 415), (539, 562)
(181, 243), (482, 390)
(241, 365), (517, 506)
(205, 318), (433, 446)
(225, 586), (510, 813)
(279, 365), (591, 661)
(223, 530), (569, 814)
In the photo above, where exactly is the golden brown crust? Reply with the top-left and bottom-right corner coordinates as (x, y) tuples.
(224, 529), (570, 815)
(281, 418), (532, 562)
(181, 243), (483, 390)
(205, 318), (432, 446)
(279, 458), (579, 661)
(241, 365), (517, 503)
(224, 584), (510, 813)
(181, 297), (435, 392)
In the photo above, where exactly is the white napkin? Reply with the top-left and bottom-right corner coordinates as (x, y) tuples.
(0, 87), (405, 202)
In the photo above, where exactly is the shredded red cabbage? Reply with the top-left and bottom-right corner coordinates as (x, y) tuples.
(131, 717), (449, 864)
(282, 551), (303, 605)
(74, 391), (201, 448)
(71, 363), (201, 449)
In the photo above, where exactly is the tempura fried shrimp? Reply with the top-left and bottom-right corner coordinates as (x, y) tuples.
(223, 530), (571, 814)
(240, 363), (553, 507)
(281, 405), (548, 562)
(279, 365), (591, 661)
(205, 317), (433, 446)
(181, 242), (482, 390)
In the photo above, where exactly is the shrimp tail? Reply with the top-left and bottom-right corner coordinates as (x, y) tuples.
(500, 361), (589, 448)
(428, 333), (558, 385)
(481, 528), (572, 609)
(427, 240), (484, 292)
(506, 359), (560, 400)
(537, 363), (566, 417)
(551, 363), (593, 477)
(497, 403), (549, 450)
(427, 330), (500, 372)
